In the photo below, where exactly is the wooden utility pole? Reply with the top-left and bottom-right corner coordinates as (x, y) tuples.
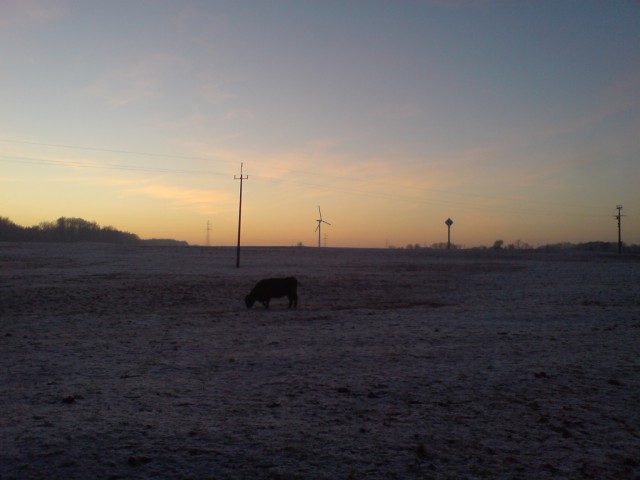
(614, 205), (625, 254)
(235, 163), (248, 267)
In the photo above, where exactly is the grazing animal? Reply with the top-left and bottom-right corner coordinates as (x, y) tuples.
(245, 277), (298, 309)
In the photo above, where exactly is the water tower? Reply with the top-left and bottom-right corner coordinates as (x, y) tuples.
(445, 218), (453, 249)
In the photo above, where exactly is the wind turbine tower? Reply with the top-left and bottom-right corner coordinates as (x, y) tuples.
(315, 206), (331, 248)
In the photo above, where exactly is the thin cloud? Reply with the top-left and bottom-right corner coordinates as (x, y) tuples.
(0, 0), (67, 30)
(522, 67), (640, 147)
(196, 141), (441, 205)
(135, 184), (231, 212)
(100, 177), (233, 214)
(376, 104), (424, 120)
(601, 67), (640, 120)
(34, 173), (233, 216)
(223, 108), (255, 121)
(200, 82), (236, 105)
(80, 53), (187, 108)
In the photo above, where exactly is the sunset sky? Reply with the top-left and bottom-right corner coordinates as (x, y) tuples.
(1, 1), (638, 247)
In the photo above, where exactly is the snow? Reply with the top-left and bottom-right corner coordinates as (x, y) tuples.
(1, 243), (639, 479)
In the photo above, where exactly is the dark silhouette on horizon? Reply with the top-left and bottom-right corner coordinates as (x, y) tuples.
(0, 216), (139, 244)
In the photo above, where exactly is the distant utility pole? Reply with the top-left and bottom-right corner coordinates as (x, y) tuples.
(445, 218), (453, 249)
(235, 163), (248, 268)
(206, 220), (211, 247)
(614, 204), (625, 254)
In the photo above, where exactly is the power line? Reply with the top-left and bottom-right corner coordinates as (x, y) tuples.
(1, 151), (428, 205)
(0, 150), (442, 208)
(1, 138), (414, 199)
(0, 137), (502, 203)
(0, 154), (227, 177)
(2, 153), (616, 221)
(0, 138), (233, 165)
(0, 137), (358, 181)
(0, 139), (622, 221)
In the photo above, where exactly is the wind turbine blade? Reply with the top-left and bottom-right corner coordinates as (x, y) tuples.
(318, 206), (322, 219)
(323, 221), (331, 226)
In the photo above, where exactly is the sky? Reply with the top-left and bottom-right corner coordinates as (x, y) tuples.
(1, 0), (639, 248)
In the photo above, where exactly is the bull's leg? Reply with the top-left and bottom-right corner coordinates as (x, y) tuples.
(262, 299), (270, 308)
(288, 294), (298, 309)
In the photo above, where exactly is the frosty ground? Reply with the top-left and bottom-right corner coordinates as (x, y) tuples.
(1, 243), (639, 479)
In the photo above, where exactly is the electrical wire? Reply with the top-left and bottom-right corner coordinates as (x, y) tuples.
(0, 138), (616, 219)
(0, 154), (227, 177)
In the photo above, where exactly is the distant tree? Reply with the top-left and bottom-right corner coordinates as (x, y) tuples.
(141, 239), (188, 247)
(0, 216), (140, 244)
(0, 216), (23, 241)
(431, 242), (459, 250)
(576, 241), (614, 252)
(492, 240), (504, 249)
(538, 242), (574, 252)
(508, 239), (532, 250)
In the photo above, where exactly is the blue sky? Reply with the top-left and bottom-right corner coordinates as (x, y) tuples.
(1, 1), (638, 247)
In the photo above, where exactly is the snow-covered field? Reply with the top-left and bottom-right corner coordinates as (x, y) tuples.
(1, 243), (639, 479)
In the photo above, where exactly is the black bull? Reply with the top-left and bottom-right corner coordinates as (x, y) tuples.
(244, 277), (298, 309)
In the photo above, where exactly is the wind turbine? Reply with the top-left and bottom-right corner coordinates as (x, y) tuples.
(315, 206), (331, 248)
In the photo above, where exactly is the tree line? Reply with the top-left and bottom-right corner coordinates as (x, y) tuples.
(0, 216), (140, 244)
(391, 239), (638, 253)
